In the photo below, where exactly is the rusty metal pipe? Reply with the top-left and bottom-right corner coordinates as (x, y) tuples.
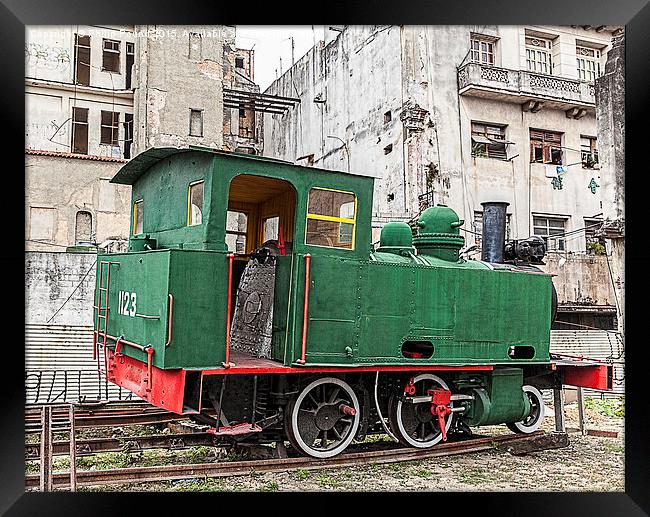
(146, 347), (154, 392)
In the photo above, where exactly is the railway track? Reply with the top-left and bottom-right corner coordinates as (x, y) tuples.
(25, 402), (180, 431)
(26, 430), (218, 458)
(25, 431), (556, 489)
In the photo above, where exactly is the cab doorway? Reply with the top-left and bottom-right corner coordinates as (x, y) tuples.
(225, 174), (296, 362)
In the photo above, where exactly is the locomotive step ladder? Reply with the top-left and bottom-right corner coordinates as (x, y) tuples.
(94, 260), (119, 376)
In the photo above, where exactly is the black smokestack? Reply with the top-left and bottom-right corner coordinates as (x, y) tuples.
(480, 201), (509, 263)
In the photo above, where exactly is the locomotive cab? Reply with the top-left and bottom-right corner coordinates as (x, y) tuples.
(103, 145), (374, 382)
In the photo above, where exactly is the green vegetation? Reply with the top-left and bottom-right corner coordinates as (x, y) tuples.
(459, 467), (487, 486)
(172, 478), (226, 492)
(603, 442), (624, 454)
(316, 473), (342, 488)
(259, 480), (279, 492)
(296, 469), (311, 480)
(585, 396), (625, 418)
(413, 467), (433, 478)
(587, 242), (606, 255)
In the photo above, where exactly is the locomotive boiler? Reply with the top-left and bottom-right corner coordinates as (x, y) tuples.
(93, 146), (611, 458)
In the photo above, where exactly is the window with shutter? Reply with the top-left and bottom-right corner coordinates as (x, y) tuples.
(530, 129), (563, 164)
(471, 121), (508, 160)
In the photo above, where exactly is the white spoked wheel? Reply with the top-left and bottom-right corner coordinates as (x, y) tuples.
(506, 385), (545, 434)
(285, 377), (360, 458)
(388, 373), (454, 448)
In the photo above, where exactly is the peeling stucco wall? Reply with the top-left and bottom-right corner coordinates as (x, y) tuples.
(263, 25), (621, 311)
(595, 32), (625, 333)
(25, 251), (96, 325)
(132, 26), (226, 154)
(541, 253), (616, 307)
(222, 26), (263, 154)
(263, 26), (407, 240)
(25, 154), (131, 251)
(25, 26), (135, 159)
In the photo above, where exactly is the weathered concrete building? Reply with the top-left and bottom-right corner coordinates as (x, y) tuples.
(222, 27), (264, 155)
(132, 25), (264, 156)
(595, 32), (625, 336)
(264, 25), (623, 330)
(26, 25), (265, 253)
(25, 25), (135, 252)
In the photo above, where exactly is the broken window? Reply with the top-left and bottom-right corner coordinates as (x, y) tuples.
(235, 56), (244, 68)
(74, 34), (91, 86)
(100, 111), (120, 146)
(71, 107), (89, 154)
(189, 109), (203, 137)
(576, 46), (602, 82)
(123, 113), (133, 159)
(125, 42), (134, 89)
(102, 39), (120, 73)
(383, 144), (393, 155)
(75, 211), (92, 244)
(133, 199), (143, 235)
(473, 211), (511, 247)
(530, 129), (563, 164)
(306, 188), (356, 249)
(226, 210), (248, 253)
(581, 136), (598, 168)
(525, 36), (553, 75)
(533, 216), (566, 251)
(471, 122), (508, 160)
(187, 180), (204, 226)
(384, 111), (392, 124)
(238, 108), (254, 138)
(189, 33), (202, 60)
(470, 35), (495, 65)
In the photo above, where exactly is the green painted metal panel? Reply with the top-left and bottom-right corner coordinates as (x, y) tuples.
(96, 249), (228, 370)
(96, 251), (170, 367)
(460, 368), (530, 426)
(271, 255), (294, 364)
(129, 152), (215, 250)
(358, 262), (414, 362)
(164, 250), (227, 368)
(122, 149), (375, 260)
(301, 256), (359, 364)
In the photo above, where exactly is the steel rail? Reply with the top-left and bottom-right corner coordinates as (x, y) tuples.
(26, 432), (218, 458)
(25, 404), (171, 419)
(25, 432), (544, 489)
(25, 409), (180, 432)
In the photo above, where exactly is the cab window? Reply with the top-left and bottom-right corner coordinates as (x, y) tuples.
(187, 180), (204, 226)
(133, 199), (143, 235)
(306, 188), (356, 249)
(263, 216), (279, 242)
(226, 210), (247, 253)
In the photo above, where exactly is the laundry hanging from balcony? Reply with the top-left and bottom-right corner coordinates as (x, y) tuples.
(545, 164), (569, 178)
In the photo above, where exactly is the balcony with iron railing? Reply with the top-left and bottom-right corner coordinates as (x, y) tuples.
(457, 62), (596, 113)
